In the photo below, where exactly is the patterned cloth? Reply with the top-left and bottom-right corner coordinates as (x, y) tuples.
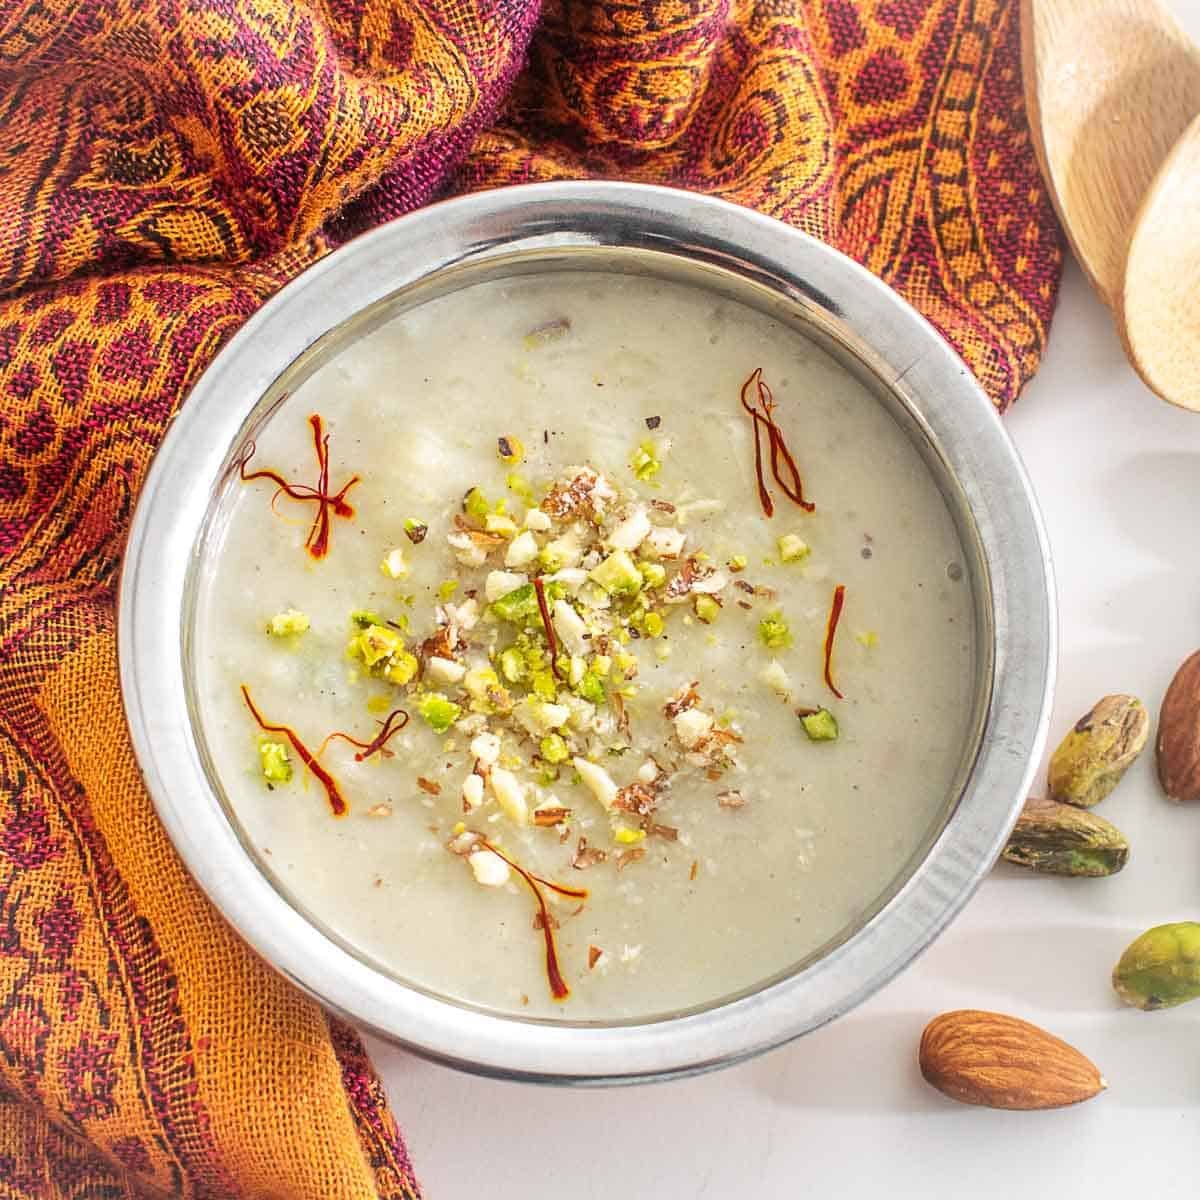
(0, 0), (1060, 1194)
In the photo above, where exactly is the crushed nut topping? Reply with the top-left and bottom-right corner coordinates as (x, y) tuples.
(571, 837), (608, 870)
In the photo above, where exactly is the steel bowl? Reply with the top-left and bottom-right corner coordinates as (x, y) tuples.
(118, 181), (1055, 1083)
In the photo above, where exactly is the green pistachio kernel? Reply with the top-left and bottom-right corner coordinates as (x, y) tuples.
(383, 651), (419, 686)
(463, 487), (491, 523)
(758, 611), (792, 650)
(506, 472), (534, 504)
(728, 555), (748, 572)
(639, 561), (667, 589)
(403, 517), (428, 544)
(350, 624), (404, 668)
(530, 670), (558, 701)
(258, 740), (293, 784)
(800, 708), (839, 741)
(576, 672), (606, 705)
(540, 733), (570, 764)
(643, 611), (665, 638)
(589, 549), (643, 596)
(350, 609), (382, 629)
(629, 440), (661, 481)
(265, 609), (310, 637)
(417, 692), (462, 734)
(498, 646), (528, 683)
(778, 534), (810, 563)
(694, 595), (721, 624)
(437, 580), (459, 602)
(491, 581), (565, 624)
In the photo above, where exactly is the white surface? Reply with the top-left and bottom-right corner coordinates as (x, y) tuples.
(369, 69), (1200, 1199)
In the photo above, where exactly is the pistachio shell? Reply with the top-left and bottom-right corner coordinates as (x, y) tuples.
(1047, 694), (1149, 808)
(1002, 797), (1129, 877)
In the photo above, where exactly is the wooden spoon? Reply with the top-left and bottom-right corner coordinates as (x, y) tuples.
(1119, 113), (1200, 410)
(1021, 0), (1200, 307)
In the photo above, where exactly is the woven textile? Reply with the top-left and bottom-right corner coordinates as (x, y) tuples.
(0, 0), (1060, 1194)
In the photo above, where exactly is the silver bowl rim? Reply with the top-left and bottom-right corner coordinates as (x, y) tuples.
(118, 181), (1056, 1083)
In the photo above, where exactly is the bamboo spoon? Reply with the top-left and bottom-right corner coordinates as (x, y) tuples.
(1119, 113), (1200, 410)
(1020, 0), (1200, 307)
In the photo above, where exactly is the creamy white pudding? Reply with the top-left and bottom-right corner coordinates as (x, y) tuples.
(194, 270), (977, 1019)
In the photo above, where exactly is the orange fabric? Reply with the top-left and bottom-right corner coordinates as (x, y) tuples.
(0, 0), (1061, 1195)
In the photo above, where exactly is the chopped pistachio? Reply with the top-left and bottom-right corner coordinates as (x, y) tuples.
(800, 707), (839, 741)
(530, 669), (557, 700)
(350, 624), (404, 667)
(484, 512), (520, 538)
(642, 611), (665, 638)
(728, 555), (748, 573)
(638, 561), (667, 590)
(629, 440), (661, 481)
(694, 595), (721, 624)
(498, 646), (527, 683)
(491, 583), (536, 623)
(463, 487), (491, 523)
(576, 672), (606, 705)
(614, 827), (646, 845)
(758, 610), (792, 650)
(417, 692), (462, 733)
(613, 650), (639, 677)
(265, 609), (310, 637)
(590, 654), (612, 677)
(380, 547), (409, 579)
(777, 534), (810, 563)
(463, 665), (510, 713)
(437, 580), (459, 602)
(351, 609), (382, 629)
(403, 518), (428, 544)
(497, 435), (525, 466)
(258, 740), (292, 784)
(383, 651), (419, 685)
(589, 549), (643, 596)
(540, 733), (570, 764)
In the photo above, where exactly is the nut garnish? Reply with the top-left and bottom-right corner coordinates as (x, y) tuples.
(919, 1010), (1107, 1110)
(1157, 652), (1200, 802)
(1047, 694), (1149, 808)
(1113, 922), (1200, 1010)
(571, 837), (607, 870)
(1001, 797), (1129, 877)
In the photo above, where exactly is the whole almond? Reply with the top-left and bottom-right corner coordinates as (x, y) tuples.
(1157, 650), (1200, 802)
(919, 1010), (1107, 1110)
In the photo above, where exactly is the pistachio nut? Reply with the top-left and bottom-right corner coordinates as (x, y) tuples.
(1047, 694), (1149, 808)
(1113, 922), (1200, 1011)
(1002, 797), (1129, 877)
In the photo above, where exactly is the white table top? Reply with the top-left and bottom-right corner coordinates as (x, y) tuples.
(367, 76), (1200, 1194)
